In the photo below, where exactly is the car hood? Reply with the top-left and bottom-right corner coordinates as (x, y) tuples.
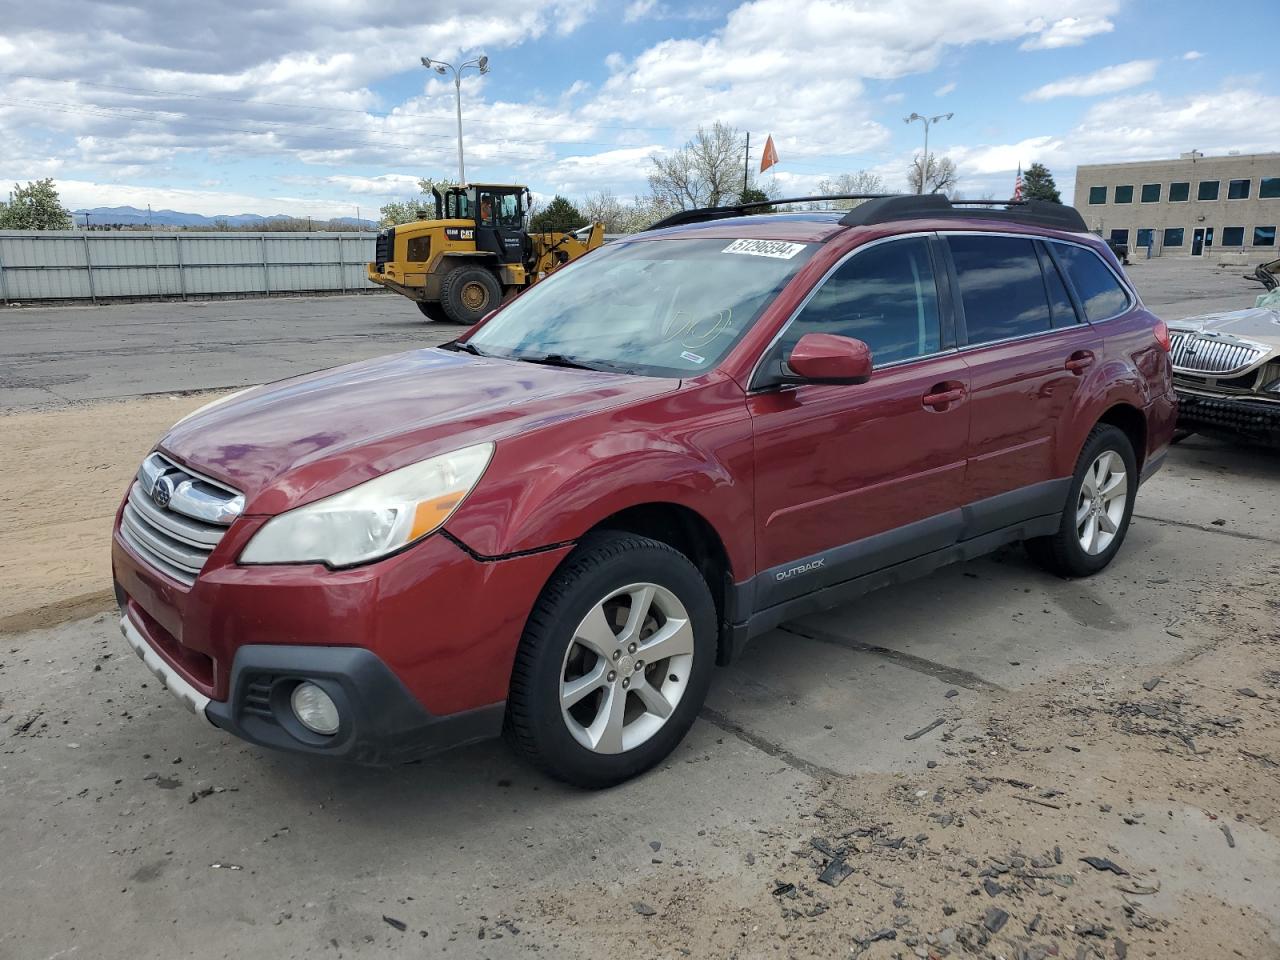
(1169, 306), (1280, 345)
(159, 347), (677, 514)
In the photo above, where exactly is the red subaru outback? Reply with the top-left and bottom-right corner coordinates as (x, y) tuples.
(113, 195), (1176, 787)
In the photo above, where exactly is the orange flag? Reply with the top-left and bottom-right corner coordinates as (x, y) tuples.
(759, 135), (779, 173)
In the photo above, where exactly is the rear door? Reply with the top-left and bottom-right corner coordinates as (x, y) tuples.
(747, 234), (972, 610)
(944, 232), (1102, 529)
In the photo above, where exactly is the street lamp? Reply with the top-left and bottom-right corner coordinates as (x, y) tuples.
(421, 54), (490, 185)
(904, 111), (953, 194)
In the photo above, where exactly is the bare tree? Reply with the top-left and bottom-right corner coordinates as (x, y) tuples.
(580, 189), (627, 231)
(648, 122), (746, 210)
(814, 171), (886, 209)
(907, 154), (958, 195)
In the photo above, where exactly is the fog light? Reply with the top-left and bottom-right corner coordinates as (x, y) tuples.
(291, 682), (340, 735)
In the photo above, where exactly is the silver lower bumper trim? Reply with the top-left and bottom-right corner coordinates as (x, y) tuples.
(120, 613), (213, 716)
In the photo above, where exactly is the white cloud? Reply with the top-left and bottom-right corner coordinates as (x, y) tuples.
(1182, 50), (1204, 61)
(1023, 59), (1158, 101)
(624, 0), (659, 21)
(883, 92), (906, 104)
(1019, 14), (1115, 50)
(934, 81), (957, 97)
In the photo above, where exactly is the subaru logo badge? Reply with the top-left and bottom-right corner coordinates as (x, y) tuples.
(151, 475), (175, 509)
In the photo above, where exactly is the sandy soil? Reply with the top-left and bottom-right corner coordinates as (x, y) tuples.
(0, 392), (222, 632)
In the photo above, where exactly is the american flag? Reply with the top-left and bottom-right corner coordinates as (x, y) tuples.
(1013, 164), (1024, 201)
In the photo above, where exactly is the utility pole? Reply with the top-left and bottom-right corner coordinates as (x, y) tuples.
(904, 111), (953, 194)
(422, 55), (490, 185)
(743, 131), (750, 200)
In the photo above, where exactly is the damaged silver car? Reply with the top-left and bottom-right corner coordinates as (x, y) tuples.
(1168, 257), (1280, 446)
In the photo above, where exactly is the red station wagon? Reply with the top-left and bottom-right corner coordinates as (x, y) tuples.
(113, 195), (1176, 787)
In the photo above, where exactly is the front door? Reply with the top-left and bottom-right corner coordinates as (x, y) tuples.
(748, 235), (971, 611)
(476, 188), (525, 264)
(1192, 229), (1204, 256)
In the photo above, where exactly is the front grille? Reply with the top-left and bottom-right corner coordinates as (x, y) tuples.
(1168, 331), (1264, 375)
(375, 227), (394, 269)
(119, 452), (244, 587)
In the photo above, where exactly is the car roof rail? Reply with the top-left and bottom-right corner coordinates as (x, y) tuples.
(647, 193), (1088, 233)
(647, 194), (895, 230)
(837, 195), (1088, 232)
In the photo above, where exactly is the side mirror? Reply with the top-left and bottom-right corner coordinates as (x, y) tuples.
(784, 333), (873, 385)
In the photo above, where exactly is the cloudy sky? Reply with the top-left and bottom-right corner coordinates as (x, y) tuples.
(1, 0), (1275, 218)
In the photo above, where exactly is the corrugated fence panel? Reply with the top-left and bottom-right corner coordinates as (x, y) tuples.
(0, 230), (380, 302)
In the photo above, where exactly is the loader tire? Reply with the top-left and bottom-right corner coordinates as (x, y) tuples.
(440, 267), (501, 325)
(416, 301), (450, 322)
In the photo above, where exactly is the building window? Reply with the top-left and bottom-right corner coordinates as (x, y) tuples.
(1136, 229), (1154, 248)
(1198, 180), (1220, 201)
(1088, 186), (1107, 205)
(1254, 226), (1277, 247)
(1227, 179), (1251, 200)
(1169, 182), (1190, 202)
(1109, 229), (1129, 244)
(1140, 183), (1160, 203)
(1163, 228), (1184, 247)
(1261, 178), (1280, 199)
(1221, 227), (1245, 247)
(1114, 185), (1134, 204)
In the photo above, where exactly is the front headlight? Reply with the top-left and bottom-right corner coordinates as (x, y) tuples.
(239, 443), (494, 567)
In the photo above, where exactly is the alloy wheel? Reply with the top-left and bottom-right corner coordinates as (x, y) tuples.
(559, 582), (695, 754)
(1076, 450), (1128, 555)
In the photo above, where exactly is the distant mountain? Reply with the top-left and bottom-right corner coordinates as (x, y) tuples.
(70, 205), (377, 229)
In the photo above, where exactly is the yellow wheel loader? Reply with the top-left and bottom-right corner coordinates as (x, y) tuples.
(367, 184), (605, 323)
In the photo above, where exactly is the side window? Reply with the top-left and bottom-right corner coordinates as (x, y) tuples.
(947, 235), (1051, 344)
(1037, 243), (1078, 327)
(782, 237), (941, 367)
(1052, 242), (1131, 322)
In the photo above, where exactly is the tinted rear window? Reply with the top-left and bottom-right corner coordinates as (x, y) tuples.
(1038, 244), (1078, 327)
(1051, 243), (1130, 321)
(947, 235), (1051, 344)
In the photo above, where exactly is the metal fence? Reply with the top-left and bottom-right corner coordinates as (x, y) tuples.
(0, 230), (380, 303)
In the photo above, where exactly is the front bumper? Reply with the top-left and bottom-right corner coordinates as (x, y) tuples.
(112, 518), (573, 763)
(1175, 390), (1280, 444)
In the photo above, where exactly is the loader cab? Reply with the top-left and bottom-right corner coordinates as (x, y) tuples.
(436, 184), (528, 265)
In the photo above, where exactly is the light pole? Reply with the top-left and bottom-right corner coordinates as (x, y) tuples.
(421, 54), (489, 185)
(904, 111), (953, 194)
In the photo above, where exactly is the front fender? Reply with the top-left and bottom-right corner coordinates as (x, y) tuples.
(444, 376), (755, 580)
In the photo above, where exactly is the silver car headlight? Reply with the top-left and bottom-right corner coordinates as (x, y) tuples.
(240, 443), (494, 567)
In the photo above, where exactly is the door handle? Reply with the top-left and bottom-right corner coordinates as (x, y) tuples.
(1065, 350), (1095, 373)
(922, 383), (965, 410)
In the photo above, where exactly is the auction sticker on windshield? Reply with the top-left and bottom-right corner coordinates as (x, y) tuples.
(721, 239), (808, 259)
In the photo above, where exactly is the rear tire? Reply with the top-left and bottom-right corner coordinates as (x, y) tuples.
(505, 533), (716, 788)
(440, 267), (502, 324)
(1025, 424), (1138, 578)
(416, 301), (449, 322)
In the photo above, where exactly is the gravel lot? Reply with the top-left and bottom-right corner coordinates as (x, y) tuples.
(1, 259), (1277, 959)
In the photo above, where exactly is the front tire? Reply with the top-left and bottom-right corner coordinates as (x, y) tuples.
(505, 533), (716, 788)
(416, 300), (449, 322)
(440, 267), (501, 324)
(1026, 424), (1138, 577)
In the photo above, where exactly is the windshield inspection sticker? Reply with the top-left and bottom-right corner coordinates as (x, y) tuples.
(722, 238), (807, 259)
(680, 350), (706, 364)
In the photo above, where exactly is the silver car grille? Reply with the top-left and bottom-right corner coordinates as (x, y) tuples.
(1168, 331), (1265, 375)
(119, 452), (245, 586)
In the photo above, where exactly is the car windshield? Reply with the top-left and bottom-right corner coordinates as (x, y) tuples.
(463, 236), (816, 377)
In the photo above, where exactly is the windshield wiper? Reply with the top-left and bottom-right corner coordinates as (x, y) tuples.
(448, 340), (487, 357)
(515, 353), (607, 371)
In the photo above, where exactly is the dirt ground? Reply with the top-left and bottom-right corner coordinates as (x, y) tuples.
(0, 392), (221, 632)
